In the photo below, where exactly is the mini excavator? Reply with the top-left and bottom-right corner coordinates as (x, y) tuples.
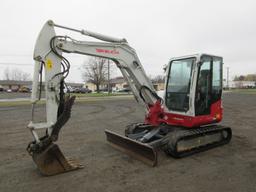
(27, 20), (232, 176)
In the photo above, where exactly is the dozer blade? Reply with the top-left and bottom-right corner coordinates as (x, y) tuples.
(105, 129), (157, 166)
(32, 144), (83, 176)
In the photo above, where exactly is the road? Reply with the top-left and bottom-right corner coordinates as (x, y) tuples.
(0, 93), (255, 192)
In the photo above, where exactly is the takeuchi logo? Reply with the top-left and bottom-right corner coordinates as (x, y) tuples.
(96, 48), (119, 54)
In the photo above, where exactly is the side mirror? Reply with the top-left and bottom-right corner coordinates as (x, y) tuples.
(163, 65), (167, 72)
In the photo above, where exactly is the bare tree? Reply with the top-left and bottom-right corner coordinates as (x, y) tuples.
(234, 74), (256, 81)
(3, 67), (31, 81)
(81, 57), (108, 92)
(4, 68), (10, 80)
(21, 71), (31, 81)
(151, 75), (165, 83)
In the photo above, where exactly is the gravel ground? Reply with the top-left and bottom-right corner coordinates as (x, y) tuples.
(0, 93), (255, 192)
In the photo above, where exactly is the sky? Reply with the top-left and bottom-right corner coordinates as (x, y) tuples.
(0, 0), (255, 83)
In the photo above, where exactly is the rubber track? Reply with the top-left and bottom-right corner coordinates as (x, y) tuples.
(164, 125), (232, 158)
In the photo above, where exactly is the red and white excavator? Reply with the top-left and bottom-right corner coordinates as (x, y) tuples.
(27, 20), (232, 176)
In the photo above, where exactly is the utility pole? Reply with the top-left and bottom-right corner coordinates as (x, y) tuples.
(108, 59), (110, 94)
(226, 67), (229, 90)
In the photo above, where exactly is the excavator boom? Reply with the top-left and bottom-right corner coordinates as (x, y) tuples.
(28, 20), (161, 175)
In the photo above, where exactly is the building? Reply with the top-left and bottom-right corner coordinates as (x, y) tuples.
(84, 76), (166, 92)
(153, 82), (165, 91)
(84, 77), (129, 92)
(66, 82), (84, 88)
(0, 80), (83, 91)
(223, 80), (256, 89)
(84, 82), (97, 92)
(109, 77), (129, 91)
(0, 80), (31, 90)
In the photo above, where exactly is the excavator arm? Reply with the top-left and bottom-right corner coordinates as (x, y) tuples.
(27, 20), (161, 175)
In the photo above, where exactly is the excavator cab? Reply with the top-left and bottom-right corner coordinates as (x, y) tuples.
(166, 54), (223, 122)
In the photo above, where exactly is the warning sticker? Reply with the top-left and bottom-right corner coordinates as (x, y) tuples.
(46, 59), (53, 70)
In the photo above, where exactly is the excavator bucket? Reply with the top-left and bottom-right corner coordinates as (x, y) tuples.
(105, 129), (157, 166)
(32, 143), (83, 176)
(29, 96), (83, 176)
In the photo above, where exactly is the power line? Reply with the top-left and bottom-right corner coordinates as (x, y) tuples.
(0, 54), (31, 57)
(0, 62), (91, 67)
(0, 62), (32, 66)
(0, 53), (88, 58)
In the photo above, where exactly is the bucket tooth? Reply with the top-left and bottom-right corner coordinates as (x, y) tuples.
(105, 129), (157, 166)
(32, 144), (83, 176)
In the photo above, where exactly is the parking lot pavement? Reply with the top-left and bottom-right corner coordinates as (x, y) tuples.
(0, 93), (255, 192)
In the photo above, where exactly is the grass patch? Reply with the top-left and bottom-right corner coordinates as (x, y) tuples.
(0, 94), (133, 107)
(70, 93), (129, 97)
(0, 100), (45, 107)
(229, 88), (256, 94)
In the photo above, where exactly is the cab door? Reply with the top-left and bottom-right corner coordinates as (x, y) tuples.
(195, 56), (222, 116)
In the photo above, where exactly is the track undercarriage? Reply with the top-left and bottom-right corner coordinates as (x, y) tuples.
(105, 123), (232, 166)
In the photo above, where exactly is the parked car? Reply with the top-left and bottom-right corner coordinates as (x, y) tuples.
(99, 87), (112, 93)
(117, 88), (131, 93)
(19, 86), (31, 93)
(72, 87), (92, 93)
(11, 88), (19, 92)
(73, 88), (81, 93)
(64, 86), (74, 93)
(80, 87), (92, 93)
(67, 87), (74, 93)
